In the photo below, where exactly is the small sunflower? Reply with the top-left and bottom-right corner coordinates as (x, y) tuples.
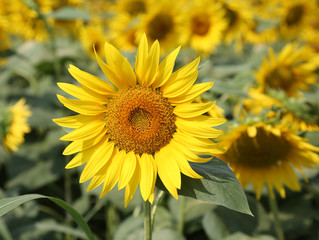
(136, 0), (184, 54)
(218, 121), (319, 199)
(277, 0), (317, 40)
(182, 0), (227, 55)
(1, 99), (31, 152)
(254, 44), (318, 98)
(79, 23), (108, 58)
(220, 0), (255, 46)
(53, 34), (225, 206)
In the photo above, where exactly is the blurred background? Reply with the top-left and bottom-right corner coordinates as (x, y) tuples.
(1, 0), (319, 239)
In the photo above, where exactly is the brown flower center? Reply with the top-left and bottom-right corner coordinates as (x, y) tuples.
(265, 67), (294, 95)
(106, 86), (176, 154)
(191, 14), (210, 36)
(285, 4), (304, 26)
(125, 0), (146, 16)
(223, 127), (293, 168)
(147, 13), (173, 41)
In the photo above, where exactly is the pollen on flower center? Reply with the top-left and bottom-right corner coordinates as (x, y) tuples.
(106, 85), (176, 154)
(191, 14), (210, 36)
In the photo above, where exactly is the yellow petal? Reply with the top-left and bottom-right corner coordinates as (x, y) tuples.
(104, 41), (136, 87)
(140, 40), (160, 86)
(173, 102), (215, 118)
(169, 82), (214, 105)
(62, 127), (107, 155)
(60, 119), (106, 141)
(68, 65), (116, 95)
(247, 126), (257, 138)
(100, 148), (126, 197)
(57, 82), (109, 104)
(135, 34), (148, 83)
(139, 153), (157, 201)
(53, 114), (103, 128)
(79, 138), (114, 183)
(57, 95), (107, 115)
(181, 115), (226, 127)
(118, 151), (137, 190)
(155, 146), (180, 199)
(169, 142), (202, 179)
(176, 118), (223, 138)
(124, 160), (141, 207)
(153, 46), (181, 89)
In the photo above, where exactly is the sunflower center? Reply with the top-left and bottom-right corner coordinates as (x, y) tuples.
(191, 14), (210, 36)
(125, 0), (146, 16)
(147, 13), (173, 41)
(224, 6), (238, 29)
(285, 5), (304, 26)
(106, 86), (176, 154)
(224, 127), (293, 168)
(265, 67), (294, 94)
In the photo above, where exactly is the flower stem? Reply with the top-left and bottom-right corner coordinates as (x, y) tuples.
(268, 192), (285, 240)
(177, 196), (186, 234)
(144, 201), (152, 240)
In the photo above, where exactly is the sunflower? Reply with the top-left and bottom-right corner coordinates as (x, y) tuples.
(79, 23), (108, 58)
(113, 0), (150, 17)
(218, 121), (319, 199)
(181, 0), (227, 55)
(1, 99), (31, 152)
(254, 44), (319, 98)
(108, 13), (139, 52)
(136, 0), (184, 54)
(7, 0), (50, 42)
(53, 34), (225, 206)
(220, 0), (254, 47)
(242, 19), (278, 45)
(277, 0), (317, 40)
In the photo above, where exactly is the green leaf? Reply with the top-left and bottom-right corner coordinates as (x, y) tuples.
(113, 216), (144, 240)
(0, 194), (95, 240)
(47, 7), (90, 21)
(202, 210), (228, 240)
(158, 158), (252, 215)
(153, 229), (185, 240)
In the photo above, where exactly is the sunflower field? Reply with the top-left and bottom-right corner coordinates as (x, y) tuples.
(1, 0), (319, 239)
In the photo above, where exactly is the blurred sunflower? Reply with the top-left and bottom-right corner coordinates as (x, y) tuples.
(108, 14), (139, 52)
(242, 19), (278, 45)
(53, 35), (225, 206)
(137, 0), (184, 54)
(254, 44), (318, 98)
(218, 121), (319, 199)
(79, 23), (108, 58)
(220, 0), (254, 48)
(247, 0), (279, 20)
(1, 99), (31, 152)
(0, 1), (10, 55)
(182, 0), (227, 55)
(277, 0), (317, 40)
(114, 0), (150, 17)
(7, 0), (51, 42)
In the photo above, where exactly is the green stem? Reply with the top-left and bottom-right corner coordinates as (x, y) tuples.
(268, 192), (284, 240)
(177, 196), (186, 235)
(144, 201), (152, 240)
(151, 190), (165, 231)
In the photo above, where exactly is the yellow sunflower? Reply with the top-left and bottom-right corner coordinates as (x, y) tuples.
(220, 0), (255, 47)
(277, 0), (317, 40)
(247, 0), (280, 20)
(1, 99), (31, 152)
(242, 19), (278, 45)
(254, 44), (319, 98)
(113, 0), (150, 17)
(136, 0), (184, 54)
(53, 34), (225, 206)
(218, 121), (319, 199)
(79, 23), (108, 58)
(108, 13), (139, 52)
(181, 0), (227, 55)
(7, 0), (50, 42)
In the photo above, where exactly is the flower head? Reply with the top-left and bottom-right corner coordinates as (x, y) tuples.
(1, 98), (31, 152)
(53, 34), (225, 206)
(218, 121), (319, 199)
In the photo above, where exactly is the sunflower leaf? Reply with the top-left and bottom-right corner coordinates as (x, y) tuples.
(157, 158), (252, 216)
(0, 194), (95, 240)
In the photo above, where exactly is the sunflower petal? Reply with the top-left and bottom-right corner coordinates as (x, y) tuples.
(53, 114), (103, 128)
(135, 34), (149, 83)
(174, 102), (215, 118)
(141, 40), (160, 86)
(139, 153), (157, 201)
(118, 151), (137, 190)
(124, 162), (141, 207)
(68, 65), (115, 95)
(153, 46), (181, 88)
(57, 95), (107, 115)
